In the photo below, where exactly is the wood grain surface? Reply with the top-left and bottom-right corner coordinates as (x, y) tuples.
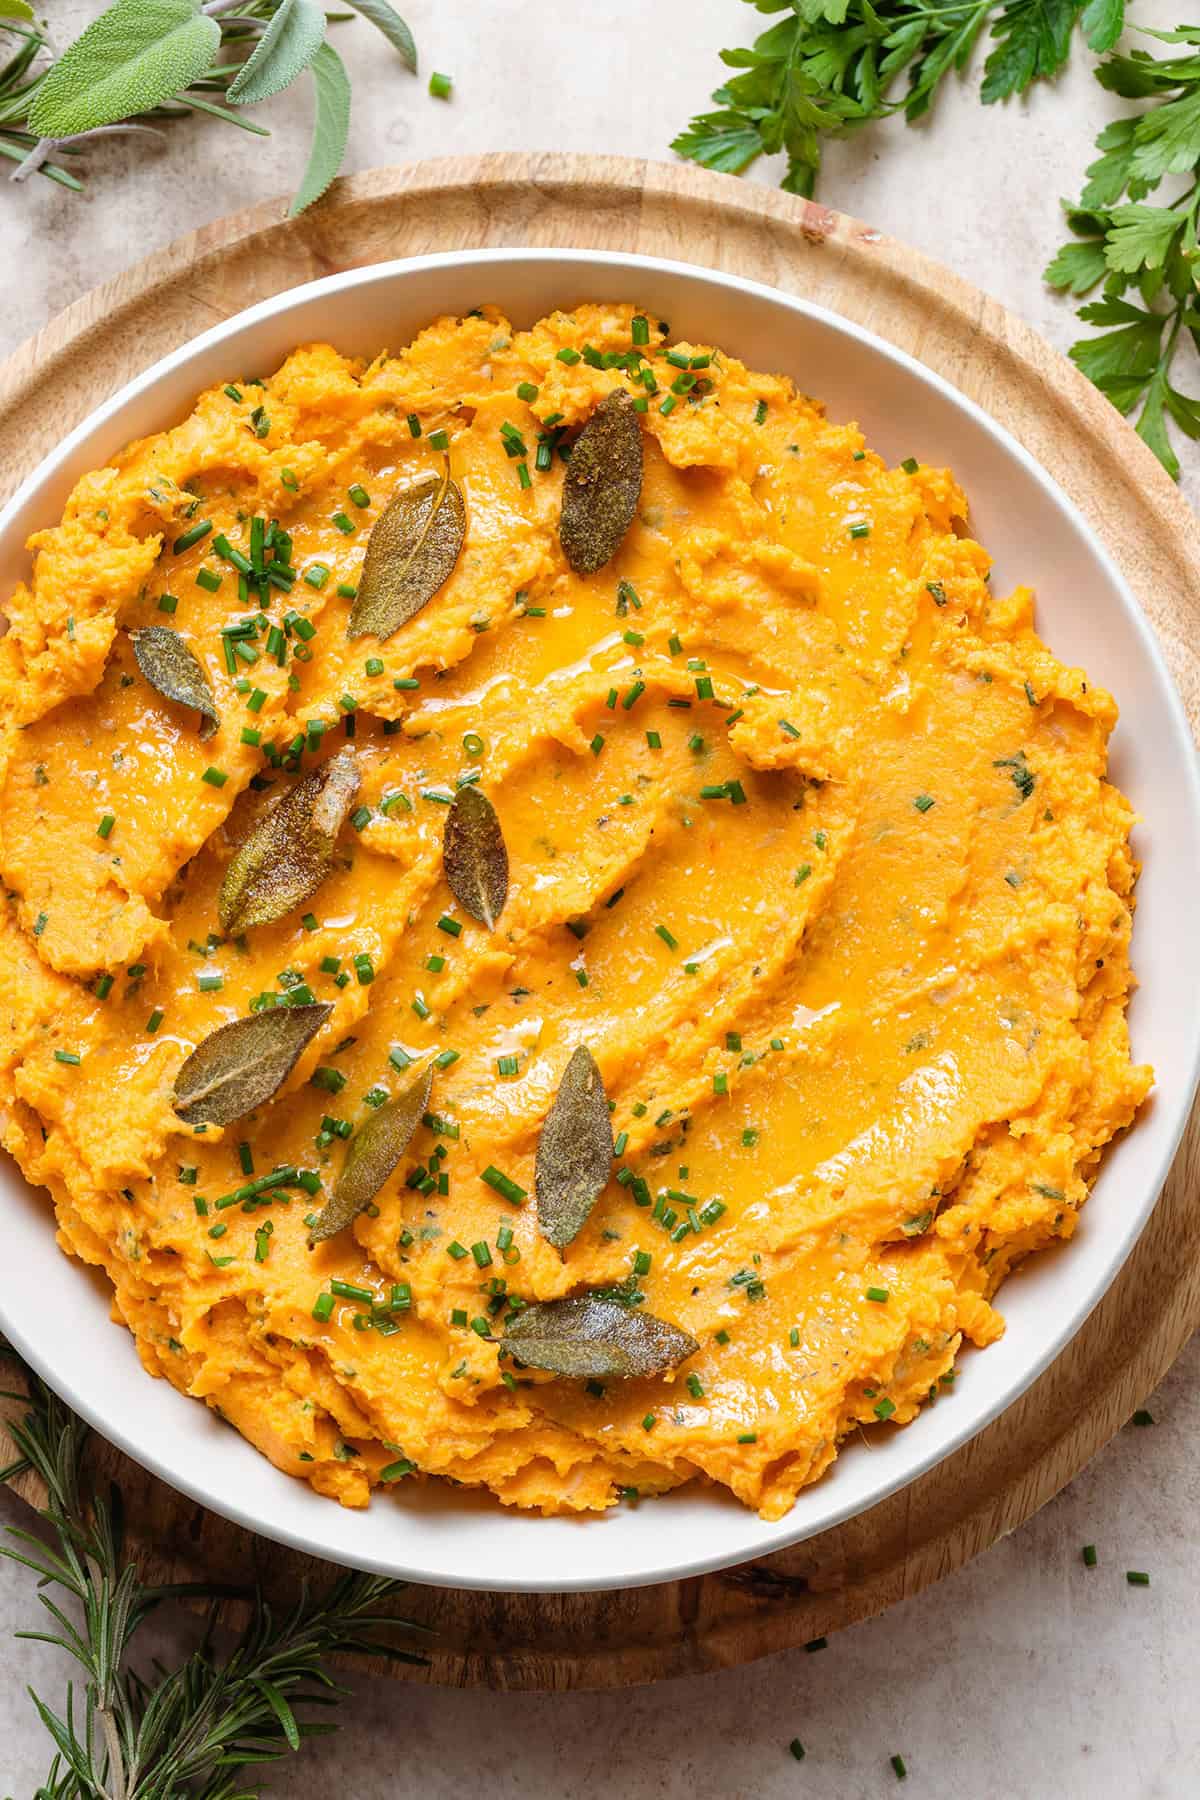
(1, 153), (1197, 1693)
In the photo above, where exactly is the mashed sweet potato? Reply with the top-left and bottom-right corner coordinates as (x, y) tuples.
(0, 302), (1151, 1518)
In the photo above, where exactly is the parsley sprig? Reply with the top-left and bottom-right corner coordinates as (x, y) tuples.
(1046, 25), (1200, 477)
(672, 0), (1126, 199)
(676, 1), (1199, 479)
(1, 1350), (427, 1796)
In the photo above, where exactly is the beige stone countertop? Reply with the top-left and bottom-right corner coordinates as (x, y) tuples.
(1, 0), (1197, 1793)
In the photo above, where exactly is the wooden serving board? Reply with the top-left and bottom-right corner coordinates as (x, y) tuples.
(2, 153), (1199, 1693)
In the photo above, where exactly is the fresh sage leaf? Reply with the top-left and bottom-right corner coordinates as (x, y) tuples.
(173, 1002), (332, 1127)
(442, 784), (508, 930)
(344, 0), (417, 70)
(288, 40), (351, 217)
(503, 1295), (698, 1380)
(29, 0), (220, 137)
(308, 1066), (432, 1245)
(536, 1046), (613, 1251)
(131, 625), (219, 741)
(228, 0), (326, 106)
(218, 748), (360, 934)
(558, 389), (643, 576)
(348, 459), (466, 640)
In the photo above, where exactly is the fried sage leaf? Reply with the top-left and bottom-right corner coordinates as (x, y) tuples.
(536, 1046), (613, 1251)
(503, 1295), (698, 1380)
(348, 460), (465, 641)
(442, 784), (508, 930)
(558, 389), (643, 576)
(131, 626), (219, 740)
(173, 1002), (331, 1127)
(308, 1066), (433, 1246)
(218, 748), (360, 934)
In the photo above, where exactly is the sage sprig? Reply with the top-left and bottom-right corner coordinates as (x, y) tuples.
(2, 0), (418, 213)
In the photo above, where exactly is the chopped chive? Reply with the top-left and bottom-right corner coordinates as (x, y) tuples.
(590, 733), (604, 756)
(914, 793), (935, 813)
(195, 568), (221, 593)
(849, 521), (871, 540)
(157, 592), (178, 615)
(482, 1165), (527, 1206)
(754, 400), (768, 424)
(789, 1740), (806, 1762)
(1082, 1544), (1098, 1566)
(874, 1396), (896, 1420)
(201, 766), (228, 788)
(348, 483), (370, 508)
(891, 1755), (908, 1780)
(901, 457), (919, 474)
(54, 1049), (81, 1066)
(865, 1286), (889, 1303)
(497, 1053), (519, 1077)
(312, 1292), (335, 1321)
(172, 520), (212, 554)
(428, 429), (450, 452)
(96, 813), (115, 839)
(655, 923), (678, 951)
(1132, 1409), (1155, 1426)
(556, 347), (581, 365)
(1126, 1570), (1150, 1585)
(429, 69), (452, 97)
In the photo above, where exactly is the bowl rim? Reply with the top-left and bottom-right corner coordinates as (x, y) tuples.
(2, 245), (1198, 1593)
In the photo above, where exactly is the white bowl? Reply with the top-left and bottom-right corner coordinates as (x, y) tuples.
(2, 250), (1198, 1594)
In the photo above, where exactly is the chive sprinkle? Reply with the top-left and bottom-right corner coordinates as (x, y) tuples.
(1082, 1544), (1098, 1566)
(428, 69), (452, 98)
(891, 1755), (908, 1780)
(172, 520), (212, 555)
(96, 814), (115, 839)
(789, 1740), (805, 1762)
(482, 1165), (527, 1206)
(1127, 1570), (1150, 1585)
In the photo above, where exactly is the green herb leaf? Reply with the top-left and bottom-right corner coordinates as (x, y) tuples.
(442, 784), (508, 930)
(29, 0), (221, 137)
(288, 40), (352, 217)
(536, 1046), (613, 1251)
(348, 460), (466, 639)
(219, 748), (360, 934)
(1103, 202), (1184, 274)
(1043, 233), (1109, 295)
(558, 389), (644, 576)
(344, 0), (418, 71)
(131, 626), (219, 740)
(980, 0), (1085, 107)
(173, 1002), (332, 1126)
(228, 0), (327, 107)
(308, 1065), (432, 1243)
(503, 1294), (698, 1380)
(1079, 0), (1124, 52)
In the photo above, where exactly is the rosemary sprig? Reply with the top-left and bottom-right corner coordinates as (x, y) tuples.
(1, 1352), (428, 1798)
(0, 0), (418, 214)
